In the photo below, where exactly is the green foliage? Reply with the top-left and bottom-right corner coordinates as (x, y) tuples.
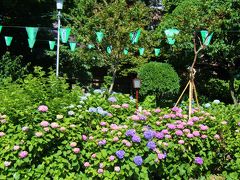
(138, 62), (180, 106)
(0, 52), (28, 81)
(0, 76), (240, 178)
(204, 78), (240, 103)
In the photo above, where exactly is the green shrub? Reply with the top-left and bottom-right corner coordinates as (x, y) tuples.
(138, 62), (180, 107)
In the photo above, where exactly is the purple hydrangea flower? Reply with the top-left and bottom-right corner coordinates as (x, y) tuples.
(144, 130), (155, 140)
(116, 150), (125, 159)
(133, 156), (143, 166)
(147, 141), (156, 150)
(194, 157), (203, 165)
(155, 132), (164, 139)
(167, 124), (176, 129)
(125, 129), (136, 137)
(98, 139), (107, 146)
(108, 96), (117, 103)
(175, 130), (183, 136)
(138, 114), (147, 120)
(132, 135), (141, 143)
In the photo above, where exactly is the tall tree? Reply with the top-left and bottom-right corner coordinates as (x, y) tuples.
(157, 0), (240, 104)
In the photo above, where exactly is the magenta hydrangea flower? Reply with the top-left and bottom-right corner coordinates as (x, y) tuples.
(82, 135), (88, 141)
(187, 121), (194, 126)
(199, 125), (209, 131)
(167, 124), (176, 130)
(19, 151), (28, 158)
(193, 131), (200, 137)
(155, 132), (164, 139)
(187, 133), (194, 138)
(194, 157), (203, 165)
(116, 150), (125, 159)
(175, 130), (183, 136)
(38, 105), (48, 112)
(178, 140), (185, 144)
(133, 156), (143, 166)
(176, 124), (184, 129)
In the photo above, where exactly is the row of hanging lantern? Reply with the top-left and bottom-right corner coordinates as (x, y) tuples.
(0, 25), (213, 54)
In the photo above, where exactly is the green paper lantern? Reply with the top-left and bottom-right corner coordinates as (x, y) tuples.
(49, 41), (56, 50)
(139, 47), (144, 56)
(88, 44), (95, 49)
(69, 42), (77, 51)
(60, 28), (71, 43)
(130, 29), (141, 44)
(96, 32), (104, 43)
(200, 30), (213, 46)
(26, 27), (38, 40)
(107, 46), (112, 54)
(0, 25), (2, 33)
(154, 48), (161, 56)
(5, 36), (13, 46)
(167, 38), (176, 45)
(28, 38), (36, 49)
(123, 48), (128, 55)
(164, 28), (180, 45)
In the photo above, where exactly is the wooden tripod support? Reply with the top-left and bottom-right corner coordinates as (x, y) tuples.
(175, 67), (200, 119)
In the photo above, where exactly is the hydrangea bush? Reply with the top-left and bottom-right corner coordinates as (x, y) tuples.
(0, 74), (239, 179)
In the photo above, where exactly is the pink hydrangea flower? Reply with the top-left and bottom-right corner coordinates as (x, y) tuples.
(201, 135), (208, 139)
(82, 135), (88, 141)
(187, 133), (194, 138)
(176, 113), (183, 118)
(156, 121), (161, 126)
(73, 148), (80, 154)
(199, 125), (209, 131)
(109, 155), (115, 161)
(114, 166), (120, 172)
(35, 132), (43, 137)
(125, 142), (132, 147)
(100, 122), (107, 126)
(107, 113), (113, 117)
(122, 104), (129, 108)
(110, 124), (119, 130)
(193, 131), (200, 137)
(175, 130), (183, 136)
(98, 168), (104, 174)
(59, 127), (66, 132)
(165, 134), (172, 139)
(40, 121), (49, 127)
(44, 127), (50, 132)
(131, 115), (140, 121)
(70, 142), (77, 147)
(50, 122), (59, 128)
(91, 153), (96, 158)
(113, 137), (119, 142)
(84, 162), (90, 167)
(101, 128), (108, 132)
(22, 126), (29, 132)
(167, 124), (176, 129)
(89, 136), (94, 140)
(13, 145), (20, 151)
(161, 129), (169, 134)
(158, 153), (166, 160)
(0, 132), (5, 137)
(170, 114), (176, 118)
(38, 105), (48, 112)
(183, 129), (190, 134)
(178, 140), (185, 144)
(19, 151), (28, 158)
(99, 163), (104, 168)
(187, 121), (194, 126)
(176, 124), (184, 129)
(214, 134), (220, 140)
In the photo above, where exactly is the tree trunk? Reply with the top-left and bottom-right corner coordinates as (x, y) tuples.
(229, 75), (238, 105)
(108, 68), (117, 94)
